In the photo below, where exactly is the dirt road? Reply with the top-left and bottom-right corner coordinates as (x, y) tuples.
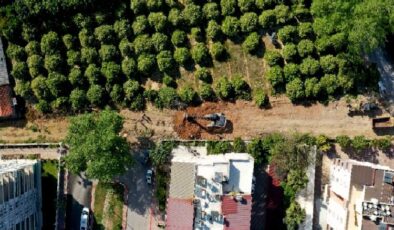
(0, 97), (387, 143)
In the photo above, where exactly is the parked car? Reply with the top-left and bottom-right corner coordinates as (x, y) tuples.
(146, 169), (153, 185)
(80, 207), (90, 230)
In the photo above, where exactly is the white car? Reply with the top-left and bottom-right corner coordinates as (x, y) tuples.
(80, 207), (90, 230)
(146, 169), (153, 185)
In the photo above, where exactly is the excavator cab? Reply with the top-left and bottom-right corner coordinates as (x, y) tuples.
(184, 113), (227, 130)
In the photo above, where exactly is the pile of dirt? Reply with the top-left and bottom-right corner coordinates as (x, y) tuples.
(174, 102), (230, 139)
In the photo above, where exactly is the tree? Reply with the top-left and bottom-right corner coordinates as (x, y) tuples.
(336, 135), (351, 149)
(203, 2), (220, 21)
(11, 62), (28, 80)
(14, 80), (31, 98)
(298, 22), (313, 39)
(200, 83), (216, 101)
(174, 47), (191, 66)
(182, 3), (202, 27)
(255, 0), (274, 10)
(351, 135), (370, 151)
(171, 30), (187, 47)
(149, 141), (175, 166)
(274, 4), (291, 25)
(40, 31), (60, 55)
(132, 16), (149, 35)
(284, 201), (306, 230)
(330, 32), (347, 52)
(110, 84), (123, 104)
(114, 19), (132, 40)
(299, 57), (320, 76)
(138, 54), (156, 74)
(242, 32), (260, 54)
(99, 45), (118, 62)
(240, 12), (258, 33)
(156, 51), (175, 73)
(297, 39), (315, 57)
(233, 137), (246, 152)
(65, 110), (133, 181)
(238, 0), (255, 13)
(372, 137), (392, 151)
(36, 100), (52, 114)
(286, 78), (305, 102)
(210, 42), (226, 61)
(119, 39), (133, 57)
(7, 43), (26, 61)
(85, 64), (101, 84)
(191, 43), (210, 66)
(220, 0), (236, 16)
(195, 68), (212, 83)
(231, 75), (251, 100)
(315, 36), (332, 54)
(283, 63), (299, 83)
(215, 76), (234, 100)
(133, 34), (153, 55)
(320, 74), (339, 95)
(283, 43), (298, 62)
(25, 41), (40, 56)
(264, 50), (283, 66)
(222, 16), (240, 38)
(151, 33), (169, 52)
(94, 25), (115, 44)
(31, 75), (51, 100)
(191, 27), (204, 42)
(78, 29), (95, 48)
(47, 72), (68, 98)
(131, 0), (147, 14)
(206, 20), (222, 41)
(44, 54), (62, 72)
(168, 8), (183, 27)
(101, 61), (121, 83)
(179, 86), (198, 104)
(70, 89), (88, 111)
(316, 134), (331, 152)
(148, 12), (167, 32)
(66, 50), (81, 66)
(247, 138), (267, 165)
(267, 66), (284, 90)
(147, 0), (163, 11)
(283, 169), (308, 198)
(81, 47), (99, 64)
(62, 34), (75, 50)
(304, 77), (321, 98)
(320, 55), (338, 74)
(259, 10), (276, 29)
(27, 55), (44, 77)
(123, 80), (141, 101)
(254, 89), (269, 108)
(87, 84), (104, 106)
(68, 67), (83, 86)
(277, 25), (297, 44)
(121, 58), (137, 77)
(156, 87), (179, 108)
(163, 74), (176, 87)
(73, 13), (93, 30)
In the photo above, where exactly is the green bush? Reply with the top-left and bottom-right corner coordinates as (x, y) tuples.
(277, 25), (297, 44)
(148, 12), (167, 32)
(99, 45), (118, 62)
(207, 141), (233, 154)
(274, 4), (291, 24)
(40, 31), (60, 55)
(336, 135), (351, 149)
(286, 78), (305, 102)
(351, 135), (370, 151)
(137, 54), (156, 74)
(87, 84), (104, 106)
(7, 43), (26, 61)
(233, 137), (246, 152)
(25, 41), (40, 56)
(242, 32), (260, 53)
(157, 51), (175, 73)
(299, 57), (320, 76)
(254, 89), (269, 108)
(210, 42), (226, 60)
(283, 43), (298, 62)
(264, 50), (283, 66)
(156, 87), (179, 108)
(151, 33), (169, 52)
(267, 65), (284, 90)
(119, 39), (133, 57)
(221, 16), (240, 38)
(171, 30), (187, 47)
(203, 2), (220, 21)
(298, 22), (313, 39)
(47, 72), (68, 98)
(123, 80), (140, 101)
(320, 74), (338, 95)
(162, 74), (176, 87)
(215, 76), (234, 100)
(85, 64), (101, 84)
(191, 43), (210, 66)
(297, 39), (315, 58)
(11, 62), (29, 80)
(110, 84), (123, 104)
(94, 25), (115, 44)
(191, 27), (204, 42)
(178, 86), (198, 104)
(174, 47), (191, 66)
(132, 16), (149, 35)
(195, 68), (212, 83)
(66, 50), (81, 66)
(68, 67), (83, 86)
(304, 78), (321, 98)
(221, 0), (237, 16)
(320, 55), (338, 74)
(240, 12), (258, 33)
(44, 54), (62, 72)
(14, 80), (31, 98)
(114, 19), (132, 40)
(121, 58), (137, 78)
(81, 47), (99, 64)
(283, 63), (299, 83)
(133, 34), (153, 55)
(200, 83), (216, 101)
(371, 137), (392, 151)
(182, 3), (202, 27)
(101, 61), (121, 83)
(168, 8), (183, 27)
(206, 20), (222, 41)
(259, 10), (276, 28)
(231, 75), (251, 100)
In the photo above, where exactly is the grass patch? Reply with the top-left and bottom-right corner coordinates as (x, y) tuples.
(155, 168), (169, 212)
(41, 160), (58, 230)
(93, 182), (124, 230)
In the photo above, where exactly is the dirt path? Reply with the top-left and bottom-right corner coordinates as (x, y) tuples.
(0, 97), (387, 143)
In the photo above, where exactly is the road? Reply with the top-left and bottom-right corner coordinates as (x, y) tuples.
(120, 150), (154, 230)
(66, 173), (92, 230)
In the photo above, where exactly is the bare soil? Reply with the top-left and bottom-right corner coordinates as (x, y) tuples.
(0, 97), (388, 143)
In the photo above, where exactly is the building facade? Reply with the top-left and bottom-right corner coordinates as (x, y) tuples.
(0, 160), (42, 230)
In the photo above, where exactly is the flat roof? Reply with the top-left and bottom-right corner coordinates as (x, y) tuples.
(0, 159), (39, 173)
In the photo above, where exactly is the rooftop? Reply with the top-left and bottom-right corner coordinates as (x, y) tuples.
(0, 38), (9, 86)
(0, 159), (39, 173)
(0, 85), (14, 118)
(166, 198), (194, 230)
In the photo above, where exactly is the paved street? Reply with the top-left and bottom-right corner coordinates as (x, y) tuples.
(120, 150), (154, 230)
(66, 173), (92, 230)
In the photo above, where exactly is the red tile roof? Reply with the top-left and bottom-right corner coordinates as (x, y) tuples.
(166, 198), (194, 230)
(0, 85), (13, 117)
(222, 195), (252, 230)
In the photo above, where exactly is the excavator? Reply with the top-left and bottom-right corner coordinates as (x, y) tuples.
(184, 113), (227, 131)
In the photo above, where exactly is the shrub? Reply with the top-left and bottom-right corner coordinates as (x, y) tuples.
(191, 27), (204, 42)
(283, 63), (299, 83)
(351, 135), (370, 151)
(191, 43), (210, 66)
(66, 50), (81, 66)
(371, 137), (392, 151)
(195, 68), (212, 83)
(118, 39), (133, 57)
(40, 31), (60, 55)
(221, 16), (240, 38)
(68, 67), (83, 86)
(207, 141), (233, 154)
(143, 89), (158, 102)
(25, 41), (40, 56)
(304, 78), (321, 98)
(297, 39), (315, 57)
(330, 32), (347, 52)
(233, 137), (247, 152)
(299, 57), (320, 76)
(203, 2), (220, 21)
(7, 43), (26, 61)
(114, 19), (132, 40)
(101, 61), (121, 83)
(277, 25), (297, 44)
(162, 74), (176, 87)
(47, 72), (68, 98)
(298, 22), (313, 39)
(99, 45), (118, 61)
(259, 10), (276, 28)
(215, 76), (234, 100)
(238, 0), (254, 12)
(316, 135), (331, 152)
(182, 3), (202, 27)
(146, 0), (163, 11)
(178, 86), (198, 104)
(171, 30), (187, 47)
(240, 12), (258, 33)
(286, 78), (305, 102)
(315, 36), (332, 54)
(283, 43), (298, 62)
(31, 76), (51, 100)
(137, 54), (156, 74)
(174, 47), (191, 66)
(110, 84), (123, 104)
(132, 16), (149, 35)
(265, 50), (283, 66)
(157, 87), (179, 108)
(14, 80), (31, 98)
(274, 4), (290, 24)
(148, 12), (167, 32)
(254, 89), (269, 108)
(81, 47), (99, 64)
(27, 55), (44, 77)
(44, 54), (62, 72)
(242, 32), (260, 53)
(94, 25), (115, 44)
(220, 0), (237, 16)
(11, 62), (28, 80)
(87, 84), (104, 106)
(85, 64), (101, 84)
(320, 74), (339, 95)
(133, 34), (153, 55)
(200, 83), (216, 101)
(336, 135), (351, 149)
(210, 42), (226, 60)
(123, 80), (141, 101)
(36, 100), (51, 113)
(206, 20), (222, 41)
(121, 58), (137, 77)
(320, 55), (338, 74)
(151, 33), (169, 52)
(156, 51), (175, 73)
(168, 8), (183, 27)
(231, 75), (251, 100)
(267, 65), (284, 90)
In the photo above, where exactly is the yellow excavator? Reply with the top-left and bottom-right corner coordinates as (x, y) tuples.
(184, 113), (227, 131)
